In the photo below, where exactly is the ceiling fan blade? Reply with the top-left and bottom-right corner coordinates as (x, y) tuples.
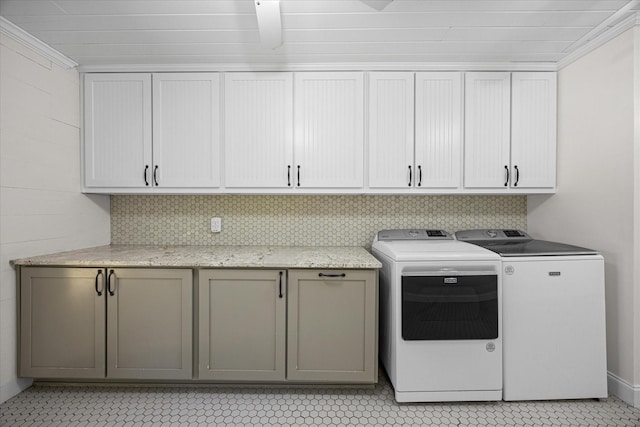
(255, 0), (282, 49)
(360, 0), (394, 11)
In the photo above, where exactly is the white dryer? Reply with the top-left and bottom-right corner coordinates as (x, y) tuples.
(455, 229), (607, 401)
(372, 229), (503, 402)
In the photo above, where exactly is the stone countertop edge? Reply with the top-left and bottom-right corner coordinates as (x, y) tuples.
(10, 245), (382, 269)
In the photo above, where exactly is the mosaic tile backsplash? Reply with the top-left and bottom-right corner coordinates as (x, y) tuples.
(111, 195), (526, 248)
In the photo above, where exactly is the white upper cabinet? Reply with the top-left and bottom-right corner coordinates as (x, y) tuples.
(153, 73), (221, 189)
(368, 72), (462, 191)
(224, 73), (293, 189)
(415, 72), (463, 189)
(511, 72), (557, 189)
(83, 70), (555, 195)
(368, 72), (414, 189)
(84, 73), (221, 192)
(84, 74), (152, 189)
(294, 72), (364, 189)
(464, 72), (556, 191)
(463, 72), (512, 189)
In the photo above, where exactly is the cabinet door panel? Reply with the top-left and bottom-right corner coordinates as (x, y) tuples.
(224, 73), (293, 188)
(107, 268), (192, 379)
(198, 270), (286, 381)
(84, 74), (152, 188)
(464, 72), (511, 188)
(287, 270), (377, 383)
(294, 72), (364, 189)
(20, 267), (105, 378)
(153, 73), (220, 188)
(368, 72), (414, 189)
(415, 72), (462, 189)
(511, 72), (557, 189)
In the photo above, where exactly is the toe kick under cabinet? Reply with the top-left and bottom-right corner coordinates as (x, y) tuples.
(19, 267), (193, 380)
(197, 269), (378, 383)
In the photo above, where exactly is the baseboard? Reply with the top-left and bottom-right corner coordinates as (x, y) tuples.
(607, 372), (640, 408)
(0, 378), (32, 404)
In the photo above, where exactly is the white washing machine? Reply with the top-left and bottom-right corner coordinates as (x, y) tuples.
(455, 229), (608, 401)
(372, 229), (503, 403)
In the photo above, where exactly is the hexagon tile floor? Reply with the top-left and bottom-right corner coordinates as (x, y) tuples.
(1, 373), (639, 427)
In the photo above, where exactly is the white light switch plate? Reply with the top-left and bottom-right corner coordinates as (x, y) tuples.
(210, 217), (222, 233)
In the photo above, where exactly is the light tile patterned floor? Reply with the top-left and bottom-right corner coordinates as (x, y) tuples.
(1, 373), (639, 426)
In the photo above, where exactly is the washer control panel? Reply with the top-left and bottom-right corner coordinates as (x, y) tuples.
(455, 229), (531, 242)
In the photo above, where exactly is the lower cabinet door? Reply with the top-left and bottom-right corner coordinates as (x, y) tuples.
(106, 268), (192, 380)
(287, 270), (378, 383)
(20, 267), (106, 379)
(198, 269), (286, 381)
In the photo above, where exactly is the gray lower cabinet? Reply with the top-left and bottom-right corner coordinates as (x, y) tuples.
(287, 269), (378, 383)
(198, 269), (286, 381)
(19, 267), (192, 380)
(20, 267), (106, 379)
(106, 268), (193, 380)
(198, 269), (378, 384)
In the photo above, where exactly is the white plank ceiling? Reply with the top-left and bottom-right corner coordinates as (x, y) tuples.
(1, 0), (639, 69)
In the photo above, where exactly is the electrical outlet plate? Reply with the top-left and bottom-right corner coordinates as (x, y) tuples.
(211, 217), (222, 233)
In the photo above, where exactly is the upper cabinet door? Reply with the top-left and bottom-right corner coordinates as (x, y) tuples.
(511, 72), (557, 189)
(224, 73), (293, 189)
(368, 72), (414, 189)
(294, 72), (364, 189)
(464, 72), (511, 189)
(415, 72), (463, 189)
(84, 74), (152, 188)
(152, 73), (221, 189)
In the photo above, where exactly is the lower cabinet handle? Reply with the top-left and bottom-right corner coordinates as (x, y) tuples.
(107, 269), (116, 296)
(95, 270), (104, 296)
(287, 165), (291, 187)
(318, 273), (346, 278)
(278, 271), (283, 298)
(153, 165), (159, 186)
(408, 165), (412, 187)
(514, 165), (520, 187)
(144, 165), (149, 186)
(297, 165), (301, 187)
(504, 165), (510, 187)
(418, 165), (422, 187)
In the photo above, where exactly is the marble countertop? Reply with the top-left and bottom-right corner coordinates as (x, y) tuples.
(10, 245), (382, 269)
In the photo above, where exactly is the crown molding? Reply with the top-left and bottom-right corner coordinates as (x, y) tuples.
(557, 11), (640, 70)
(77, 61), (557, 73)
(0, 16), (77, 69)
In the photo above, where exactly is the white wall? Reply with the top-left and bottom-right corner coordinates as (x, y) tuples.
(0, 33), (110, 403)
(528, 28), (639, 404)
(633, 25), (640, 398)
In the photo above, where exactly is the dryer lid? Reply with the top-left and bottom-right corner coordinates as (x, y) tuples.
(372, 239), (501, 262)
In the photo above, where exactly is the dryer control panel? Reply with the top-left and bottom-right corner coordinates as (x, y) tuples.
(377, 229), (452, 241)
